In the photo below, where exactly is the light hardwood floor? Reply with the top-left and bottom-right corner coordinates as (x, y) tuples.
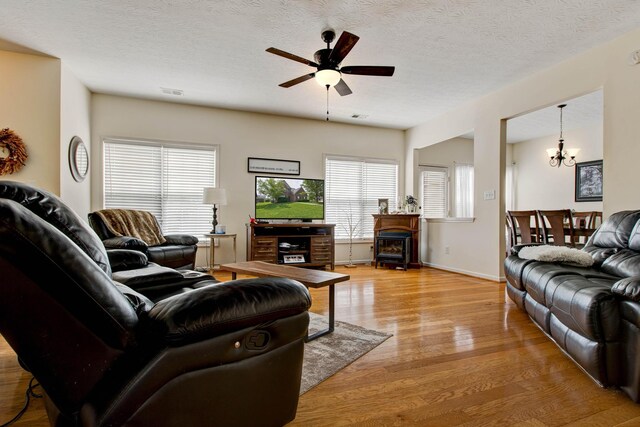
(2, 266), (640, 426)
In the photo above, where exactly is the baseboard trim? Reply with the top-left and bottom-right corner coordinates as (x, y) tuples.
(421, 262), (504, 282)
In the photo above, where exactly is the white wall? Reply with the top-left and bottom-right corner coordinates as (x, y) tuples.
(90, 94), (405, 267)
(406, 27), (640, 281)
(416, 137), (475, 267)
(0, 50), (61, 193)
(512, 124), (603, 212)
(60, 63), (92, 218)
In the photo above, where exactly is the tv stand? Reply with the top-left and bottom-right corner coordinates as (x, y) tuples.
(247, 223), (335, 270)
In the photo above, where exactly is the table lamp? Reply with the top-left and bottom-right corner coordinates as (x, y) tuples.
(202, 187), (227, 234)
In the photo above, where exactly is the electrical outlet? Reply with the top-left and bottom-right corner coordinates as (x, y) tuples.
(445, 246), (450, 255)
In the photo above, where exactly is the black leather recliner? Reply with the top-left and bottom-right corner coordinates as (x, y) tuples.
(0, 180), (312, 426)
(88, 210), (198, 270)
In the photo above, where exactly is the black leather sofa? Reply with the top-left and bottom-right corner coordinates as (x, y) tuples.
(88, 210), (198, 270)
(0, 180), (312, 426)
(505, 210), (640, 402)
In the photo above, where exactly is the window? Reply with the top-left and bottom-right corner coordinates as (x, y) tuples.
(454, 163), (474, 217)
(420, 166), (448, 218)
(103, 138), (217, 236)
(325, 155), (398, 240)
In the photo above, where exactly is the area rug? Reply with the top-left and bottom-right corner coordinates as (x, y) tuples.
(300, 312), (392, 395)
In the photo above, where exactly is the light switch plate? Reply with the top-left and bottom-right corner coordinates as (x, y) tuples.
(483, 190), (496, 200)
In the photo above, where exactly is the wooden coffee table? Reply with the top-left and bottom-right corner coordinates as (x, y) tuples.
(220, 261), (350, 341)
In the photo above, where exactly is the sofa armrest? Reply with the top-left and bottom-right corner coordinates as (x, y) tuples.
(103, 236), (148, 251)
(147, 277), (312, 346)
(108, 249), (149, 272)
(163, 234), (199, 246)
(612, 277), (640, 302)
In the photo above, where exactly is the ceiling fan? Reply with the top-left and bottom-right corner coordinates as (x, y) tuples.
(266, 29), (395, 96)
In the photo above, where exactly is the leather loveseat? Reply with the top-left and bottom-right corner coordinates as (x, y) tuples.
(0, 180), (312, 426)
(88, 210), (198, 270)
(505, 210), (640, 402)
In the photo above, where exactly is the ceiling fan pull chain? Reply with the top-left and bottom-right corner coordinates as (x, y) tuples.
(326, 85), (330, 121)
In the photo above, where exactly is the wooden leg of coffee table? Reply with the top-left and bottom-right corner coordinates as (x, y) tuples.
(306, 284), (335, 342)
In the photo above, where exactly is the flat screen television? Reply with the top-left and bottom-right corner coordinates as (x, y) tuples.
(255, 176), (325, 221)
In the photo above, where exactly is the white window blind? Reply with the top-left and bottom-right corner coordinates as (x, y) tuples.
(454, 163), (474, 218)
(421, 166), (448, 218)
(103, 138), (217, 236)
(325, 156), (398, 239)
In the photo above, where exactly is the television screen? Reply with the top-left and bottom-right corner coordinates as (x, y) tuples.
(255, 176), (324, 220)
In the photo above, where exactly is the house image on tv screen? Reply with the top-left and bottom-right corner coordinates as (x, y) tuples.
(255, 177), (324, 220)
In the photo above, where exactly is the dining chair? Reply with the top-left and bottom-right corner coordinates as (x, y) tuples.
(537, 209), (576, 247)
(573, 211), (598, 246)
(591, 211), (603, 228)
(572, 211), (595, 229)
(506, 210), (541, 246)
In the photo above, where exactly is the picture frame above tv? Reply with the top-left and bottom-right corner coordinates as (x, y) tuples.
(255, 176), (324, 221)
(248, 157), (300, 176)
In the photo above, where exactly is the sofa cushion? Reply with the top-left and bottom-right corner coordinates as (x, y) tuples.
(588, 210), (640, 250)
(601, 249), (640, 277)
(522, 262), (616, 307)
(545, 275), (619, 342)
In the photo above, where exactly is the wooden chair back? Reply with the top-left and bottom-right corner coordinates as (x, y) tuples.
(572, 211), (594, 229)
(506, 210), (540, 245)
(537, 209), (575, 247)
(592, 211), (603, 228)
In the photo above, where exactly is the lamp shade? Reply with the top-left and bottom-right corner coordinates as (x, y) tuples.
(203, 187), (227, 205)
(315, 69), (341, 87)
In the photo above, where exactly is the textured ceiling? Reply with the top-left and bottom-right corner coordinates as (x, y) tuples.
(0, 1), (638, 130)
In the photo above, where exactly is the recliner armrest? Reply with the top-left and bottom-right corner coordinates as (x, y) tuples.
(147, 277), (312, 346)
(163, 234), (199, 246)
(103, 236), (148, 251)
(108, 249), (149, 272)
(612, 276), (640, 302)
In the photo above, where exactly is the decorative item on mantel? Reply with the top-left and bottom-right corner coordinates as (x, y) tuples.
(403, 195), (420, 214)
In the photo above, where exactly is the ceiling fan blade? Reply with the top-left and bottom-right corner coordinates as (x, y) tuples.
(334, 79), (352, 96)
(341, 66), (395, 76)
(328, 31), (359, 64)
(279, 73), (315, 88)
(266, 47), (319, 67)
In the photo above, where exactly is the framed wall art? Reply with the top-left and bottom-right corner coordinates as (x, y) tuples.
(575, 160), (603, 202)
(247, 157), (300, 176)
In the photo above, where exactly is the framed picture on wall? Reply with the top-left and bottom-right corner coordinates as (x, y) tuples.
(575, 160), (603, 202)
(247, 157), (300, 175)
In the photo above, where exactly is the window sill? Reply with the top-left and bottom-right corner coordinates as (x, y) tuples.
(425, 217), (475, 223)
(335, 238), (374, 245)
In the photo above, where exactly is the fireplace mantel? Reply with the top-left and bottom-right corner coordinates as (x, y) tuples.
(372, 214), (420, 268)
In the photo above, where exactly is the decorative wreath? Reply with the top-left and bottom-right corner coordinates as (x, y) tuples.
(0, 128), (28, 175)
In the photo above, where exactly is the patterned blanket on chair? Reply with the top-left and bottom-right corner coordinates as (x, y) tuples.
(94, 209), (166, 246)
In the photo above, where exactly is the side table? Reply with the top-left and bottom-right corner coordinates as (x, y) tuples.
(205, 233), (237, 269)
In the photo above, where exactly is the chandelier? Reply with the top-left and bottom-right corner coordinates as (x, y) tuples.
(546, 104), (579, 167)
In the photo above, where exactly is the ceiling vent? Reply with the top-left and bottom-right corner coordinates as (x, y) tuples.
(351, 114), (369, 119)
(160, 87), (184, 96)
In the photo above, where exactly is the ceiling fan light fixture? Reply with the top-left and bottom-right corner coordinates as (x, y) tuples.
(315, 69), (341, 87)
